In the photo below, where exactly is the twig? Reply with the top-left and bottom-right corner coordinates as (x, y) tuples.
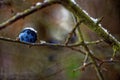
(96, 16), (104, 25)
(99, 59), (120, 67)
(73, 62), (93, 72)
(0, 0), (60, 30)
(85, 39), (104, 45)
(69, 47), (102, 62)
(0, 37), (103, 48)
(0, 36), (102, 62)
(59, 0), (120, 51)
(83, 53), (89, 65)
(0, 0), (119, 54)
(1, 0), (119, 50)
(77, 21), (104, 80)
(68, 47), (86, 54)
(0, 1), (119, 80)
(0, 36), (88, 55)
(112, 45), (118, 59)
(0, 37), (77, 47)
(65, 20), (83, 45)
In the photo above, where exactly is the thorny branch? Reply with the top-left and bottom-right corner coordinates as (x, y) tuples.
(73, 62), (93, 71)
(0, 0), (60, 30)
(99, 59), (120, 68)
(0, 0), (119, 50)
(65, 20), (84, 45)
(76, 20), (104, 80)
(59, 1), (120, 61)
(0, 0), (120, 80)
(0, 37), (103, 48)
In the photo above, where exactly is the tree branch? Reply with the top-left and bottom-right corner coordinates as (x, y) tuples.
(0, 0), (60, 30)
(0, 0), (119, 51)
(77, 20), (104, 80)
(59, 0), (120, 51)
(0, 36), (102, 62)
(0, 0), (119, 80)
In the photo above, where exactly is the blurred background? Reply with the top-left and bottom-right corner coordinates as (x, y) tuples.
(0, 0), (120, 80)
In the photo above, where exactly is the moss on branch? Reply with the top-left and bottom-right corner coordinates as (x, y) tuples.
(59, 0), (120, 51)
(0, 1), (119, 80)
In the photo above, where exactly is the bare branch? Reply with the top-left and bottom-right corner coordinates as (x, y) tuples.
(77, 20), (104, 80)
(65, 20), (84, 45)
(73, 62), (93, 72)
(0, 0), (60, 30)
(99, 59), (120, 67)
(0, 1), (119, 80)
(59, 0), (120, 51)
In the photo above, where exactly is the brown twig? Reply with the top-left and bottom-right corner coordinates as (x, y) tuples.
(59, 0), (120, 51)
(73, 62), (93, 72)
(0, 36), (103, 48)
(65, 20), (84, 45)
(77, 20), (104, 80)
(0, 36), (102, 62)
(0, 1), (119, 80)
(99, 59), (120, 67)
(0, 0), (60, 30)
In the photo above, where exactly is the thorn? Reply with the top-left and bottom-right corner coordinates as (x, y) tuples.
(96, 16), (104, 25)
(10, 9), (14, 14)
(110, 58), (113, 61)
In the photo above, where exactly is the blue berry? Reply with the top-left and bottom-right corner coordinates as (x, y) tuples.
(18, 28), (37, 43)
